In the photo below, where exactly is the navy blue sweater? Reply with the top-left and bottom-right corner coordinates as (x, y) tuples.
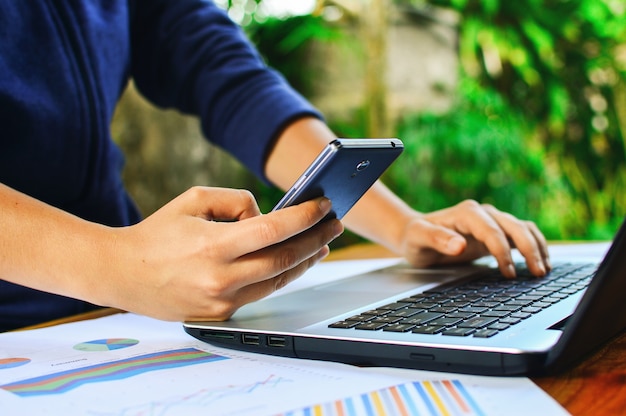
(0, 0), (320, 331)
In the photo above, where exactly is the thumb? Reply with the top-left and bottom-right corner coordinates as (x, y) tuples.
(408, 218), (467, 256)
(175, 187), (262, 221)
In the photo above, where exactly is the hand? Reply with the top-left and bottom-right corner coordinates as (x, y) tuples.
(103, 187), (343, 321)
(398, 200), (550, 278)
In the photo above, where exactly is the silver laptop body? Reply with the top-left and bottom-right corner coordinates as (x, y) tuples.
(184, 220), (626, 376)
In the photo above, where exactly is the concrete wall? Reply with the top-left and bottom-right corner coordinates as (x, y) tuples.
(309, 6), (459, 121)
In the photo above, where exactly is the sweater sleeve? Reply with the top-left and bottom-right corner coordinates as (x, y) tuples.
(128, 0), (322, 182)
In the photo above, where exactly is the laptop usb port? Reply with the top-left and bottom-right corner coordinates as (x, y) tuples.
(267, 336), (287, 348)
(242, 333), (261, 345)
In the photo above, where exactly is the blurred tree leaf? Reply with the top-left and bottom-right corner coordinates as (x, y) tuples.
(400, 0), (626, 238)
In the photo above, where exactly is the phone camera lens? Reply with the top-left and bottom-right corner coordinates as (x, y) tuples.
(356, 160), (370, 171)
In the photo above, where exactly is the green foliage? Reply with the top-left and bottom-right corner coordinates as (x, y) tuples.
(404, 0), (626, 238)
(226, 0), (626, 241)
(386, 78), (560, 232)
(246, 14), (342, 97)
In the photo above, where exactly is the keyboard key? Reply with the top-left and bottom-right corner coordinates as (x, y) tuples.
(329, 320), (358, 329)
(346, 314), (375, 322)
(442, 327), (475, 337)
(383, 324), (416, 332)
(372, 316), (403, 324)
(389, 308), (425, 318)
(531, 290), (557, 296)
(355, 322), (387, 331)
(499, 317), (522, 325)
(506, 299), (534, 307)
(458, 316), (499, 329)
(429, 317), (463, 327)
(459, 306), (489, 314)
(494, 305), (522, 312)
(412, 325), (445, 334)
(446, 312), (476, 319)
(399, 312), (443, 325)
(410, 302), (438, 309)
(509, 312), (532, 320)
(487, 322), (510, 331)
(429, 306), (459, 313)
(515, 295), (544, 301)
(473, 329), (499, 338)
(471, 301), (500, 308)
(481, 310), (511, 318)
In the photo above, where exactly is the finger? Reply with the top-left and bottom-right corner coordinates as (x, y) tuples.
(528, 221), (552, 271)
(175, 186), (262, 221)
(234, 245), (331, 306)
(214, 197), (334, 258)
(228, 218), (343, 287)
(452, 202), (517, 278)
(482, 204), (549, 276)
(403, 218), (468, 266)
(404, 218), (500, 269)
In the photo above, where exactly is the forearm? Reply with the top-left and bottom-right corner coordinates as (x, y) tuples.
(266, 117), (551, 276)
(265, 117), (417, 253)
(343, 181), (419, 251)
(0, 182), (114, 305)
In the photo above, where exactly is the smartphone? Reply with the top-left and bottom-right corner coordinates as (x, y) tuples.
(272, 138), (404, 219)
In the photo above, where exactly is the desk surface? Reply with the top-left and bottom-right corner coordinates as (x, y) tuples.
(26, 243), (626, 415)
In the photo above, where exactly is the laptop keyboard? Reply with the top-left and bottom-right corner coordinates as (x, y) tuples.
(328, 263), (595, 338)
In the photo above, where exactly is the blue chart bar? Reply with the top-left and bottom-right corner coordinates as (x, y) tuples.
(280, 379), (486, 416)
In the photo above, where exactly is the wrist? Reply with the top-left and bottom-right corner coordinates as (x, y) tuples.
(343, 182), (421, 254)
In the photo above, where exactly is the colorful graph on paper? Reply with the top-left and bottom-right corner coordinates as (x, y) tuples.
(0, 358), (31, 370)
(74, 338), (139, 352)
(0, 348), (227, 397)
(280, 379), (486, 416)
(88, 373), (296, 415)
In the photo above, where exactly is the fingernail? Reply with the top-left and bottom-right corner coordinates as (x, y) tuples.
(319, 197), (332, 213)
(536, 262), (547, 276)
(506, 264), (517, 278)
(333, 220), (344, 237)
(318, 245), (330, 260)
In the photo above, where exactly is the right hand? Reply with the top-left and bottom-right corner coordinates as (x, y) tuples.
(102, 186), (343, 322)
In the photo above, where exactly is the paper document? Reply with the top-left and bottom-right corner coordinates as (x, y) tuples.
(0, 312), (567, 415)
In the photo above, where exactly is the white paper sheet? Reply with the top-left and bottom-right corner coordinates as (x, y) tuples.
(0, 313), (568, 415)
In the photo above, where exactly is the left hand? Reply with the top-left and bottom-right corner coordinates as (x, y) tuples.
(398, 200), (551, 278)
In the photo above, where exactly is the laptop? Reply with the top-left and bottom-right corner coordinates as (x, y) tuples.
(184, 219), (626, 376)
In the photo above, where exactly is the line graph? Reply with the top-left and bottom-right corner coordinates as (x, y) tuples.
(88, 374), (294, 416)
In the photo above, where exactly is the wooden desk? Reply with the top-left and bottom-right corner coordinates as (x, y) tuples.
(325, 243), (626, 416)
(24, 243), (626, 415)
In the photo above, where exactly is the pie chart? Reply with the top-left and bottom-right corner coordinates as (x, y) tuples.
(0, 357), (31, 369)
(73, 338), (139, 352)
